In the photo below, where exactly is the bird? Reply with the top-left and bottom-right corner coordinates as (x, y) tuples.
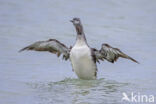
(19, 17), (139, 80)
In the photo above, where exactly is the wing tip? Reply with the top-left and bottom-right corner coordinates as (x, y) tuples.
(18, 46), (30, 52)
(18, 47), (27, 52)
(119, 52), (139, 64)
(132, 59), (140, 64)
(128, 57), (139, 64)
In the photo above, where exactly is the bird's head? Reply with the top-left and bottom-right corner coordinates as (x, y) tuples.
(70, 18), (81, 26)
(70, 17), (84, 35)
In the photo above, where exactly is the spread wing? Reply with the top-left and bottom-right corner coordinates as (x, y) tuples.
(93, 43), (139, 64)
(19, 39), (70, 60)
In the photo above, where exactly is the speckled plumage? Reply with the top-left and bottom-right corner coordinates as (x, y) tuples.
(19, 17), (139, 80)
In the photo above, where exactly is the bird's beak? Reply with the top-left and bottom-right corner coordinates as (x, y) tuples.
(70, 20), (74, 23)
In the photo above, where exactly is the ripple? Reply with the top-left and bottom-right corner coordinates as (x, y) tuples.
(26, 78), (129, 104)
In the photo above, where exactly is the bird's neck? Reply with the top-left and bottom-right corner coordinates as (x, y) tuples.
(75, 24), (87, 46)
(75, 24), (84, 35)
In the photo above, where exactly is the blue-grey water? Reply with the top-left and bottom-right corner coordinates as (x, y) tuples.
(0, 0), (156, 104)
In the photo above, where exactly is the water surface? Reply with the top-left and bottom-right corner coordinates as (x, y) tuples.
(0, 0), (156, 104)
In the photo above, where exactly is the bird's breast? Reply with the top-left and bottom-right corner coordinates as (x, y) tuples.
(70, 45), (97, 80)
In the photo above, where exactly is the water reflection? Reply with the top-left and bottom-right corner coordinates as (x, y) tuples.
(27, 78), (128, 104)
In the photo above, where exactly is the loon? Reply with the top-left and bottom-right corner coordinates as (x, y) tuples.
(19, 18), (139, 80)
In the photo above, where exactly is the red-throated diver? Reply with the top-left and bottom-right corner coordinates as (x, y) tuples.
(19, 18), (139, 80)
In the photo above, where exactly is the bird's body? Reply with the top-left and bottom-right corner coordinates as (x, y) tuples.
(70, 38), (97, 79)
(19, 17), (139, 80)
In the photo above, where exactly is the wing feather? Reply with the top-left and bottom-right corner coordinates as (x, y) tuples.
(19, 39), (70, 60)
(93, 43), (139, 63)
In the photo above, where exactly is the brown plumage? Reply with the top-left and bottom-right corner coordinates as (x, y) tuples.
(19, 17), (139, 80)
(19, 39), (70, 60)
(93, 43), (139, 64)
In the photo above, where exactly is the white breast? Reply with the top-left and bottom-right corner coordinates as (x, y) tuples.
(70, 43), (97, 80)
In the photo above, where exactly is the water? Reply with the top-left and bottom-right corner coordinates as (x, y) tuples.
(0, 0), (156, 104)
